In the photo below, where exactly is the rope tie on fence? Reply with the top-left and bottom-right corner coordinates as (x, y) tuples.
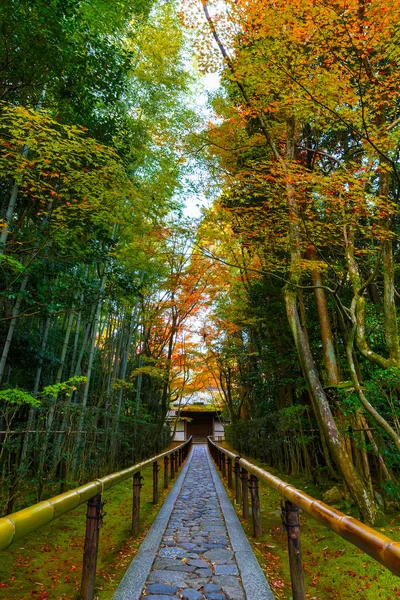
(280, 500), (301, 531)
(86, 499), (107, 526)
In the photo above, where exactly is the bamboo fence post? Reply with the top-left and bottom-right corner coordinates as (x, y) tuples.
(221, 453), (226, 477)
(170, 452), (175, 479)
(175, 450), (179, 473)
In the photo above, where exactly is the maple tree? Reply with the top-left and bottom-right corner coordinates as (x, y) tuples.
(181, 0), (400, 523)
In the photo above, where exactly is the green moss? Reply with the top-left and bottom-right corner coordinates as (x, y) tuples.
(219, 443), (400, 600)
(180, 405), (219, 413)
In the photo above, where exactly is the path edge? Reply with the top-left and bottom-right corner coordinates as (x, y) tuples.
(206, 449), (275, 600)
(112, 446), (194, 600)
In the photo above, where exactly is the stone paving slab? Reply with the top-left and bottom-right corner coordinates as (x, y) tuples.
(113, 445), (274, 600)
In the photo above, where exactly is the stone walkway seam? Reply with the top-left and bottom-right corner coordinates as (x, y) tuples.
(112, 446), (195, 600)
(205, 449), (275, 600)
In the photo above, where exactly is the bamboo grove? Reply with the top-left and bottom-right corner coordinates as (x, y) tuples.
(0, 0), (201, 514)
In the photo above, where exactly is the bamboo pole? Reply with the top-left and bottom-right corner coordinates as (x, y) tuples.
(234, 458), (241, 505)
(227, 457), (233, 488)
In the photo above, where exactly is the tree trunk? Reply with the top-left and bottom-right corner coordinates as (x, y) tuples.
(69, 289), (85, 378)
(81, 271), (106, 409)
(306, 246), (340, 385)
(382, 240), (400, 362)
(55, 306), (75, 384)
(284, 286), (378, 523)
(345, 307), (400, 453)
(72, 269), (107, 476)
(0, 274), (29, 384)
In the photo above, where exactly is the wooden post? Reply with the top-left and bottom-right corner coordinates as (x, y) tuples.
(132, 471), (142, 535)
(152, 461), (159, 504)
(164, 456), (169, 489)
(175, 450), (179, 473)
(221, 453), (226, 477)
(283, 500), (306, 600)
(241, 468), (249, 519)
(170, 452), (175, 479)
(80, 493), (103, 600)
(234, 458), (241, 505)
(227, 457), (233, 488)
(249, 475), (262, 537)
(179, 448), (182, 467)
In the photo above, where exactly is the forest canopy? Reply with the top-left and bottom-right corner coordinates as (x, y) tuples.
(1, 0), (400, 539)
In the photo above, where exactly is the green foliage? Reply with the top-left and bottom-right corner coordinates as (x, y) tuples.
(0, 102), (132, 240)
(337, 387), (362, 416)
(278, 405), (306, 431)
(367, 367), (400, 390)
(41, 377), (87, 400)
(0, 388), (39, 407)
(0, 0), (156, 132)
(0, 254), (24, 273)
(131, 366), (165, 380)
(381, 480), (400, 504)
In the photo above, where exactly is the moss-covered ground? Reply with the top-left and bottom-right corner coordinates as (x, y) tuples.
(0, 445), (182, 600)
(218, 443), (400, 600)
(2, 443), (400, 600)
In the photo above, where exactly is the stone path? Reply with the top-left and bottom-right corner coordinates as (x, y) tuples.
(141, 445), (244, 600)
(113, 444), (274, 600)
